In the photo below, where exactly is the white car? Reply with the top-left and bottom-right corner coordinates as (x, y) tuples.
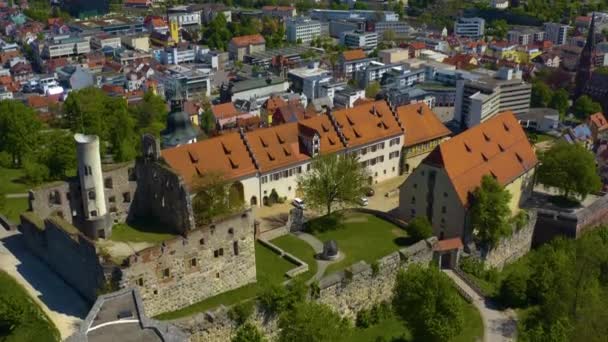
(292, 198), (306, 209)
(359, 197), (369, 206)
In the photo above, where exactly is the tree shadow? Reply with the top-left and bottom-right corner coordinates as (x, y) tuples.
(305, 213), (345, 234)
(261, 213), (290, 229)
(393, 236), (417, 247)
(125, 216), (179, 235)
(548, 195), (581, 209)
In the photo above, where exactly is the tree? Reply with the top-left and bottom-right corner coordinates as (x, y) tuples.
(537, 142), (601, 200)
(549, 89), (569, 116)
(382, 29), (396, 42)
(39, 130), (77, 180)
(132, 91), (168, 132)
(470, 175), (513, 248)
(192, 171), (240, 225)
(488, 19), (509, 40)
(531, 81), (552, 108)
(107, 98), (137, 162)
(353, 1), (368, 9)
(297, 153), (369, 215)
(499, 265), (530, 307)
(277, 301), (351, 342)
(407, 216), (433, 241)
(0, 100), (42, 167)
(365, 81), (381, 99)
(63, 87), (108, 139)
(23, 159), (49, 185)
(393, 265), (464, 342)
(573, 95), (602, 119)
(232, 323), (266, 342)
(393, 0), (405, 20)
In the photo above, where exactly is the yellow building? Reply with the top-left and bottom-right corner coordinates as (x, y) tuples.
(398, 111), (538, 240)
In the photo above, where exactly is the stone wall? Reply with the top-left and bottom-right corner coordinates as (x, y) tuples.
(20, 213), (106, 301)
(481, 210), (537, 269)
(175, 237), (437, 341)
(130, 157), (194, 235)
(119, 210), (257, 317)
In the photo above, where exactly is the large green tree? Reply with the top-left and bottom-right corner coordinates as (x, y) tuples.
(277, 301), (351, 342)
(407, 216), (433, 241)
(531, 81), (552, 108)
(297, 153), (369, 215)
(393, 264), (464, 342)
(548, 89), (569, 116)
(470, 175), (513, 247)
(131, 91), (168, 135)
(572, 95), (602, 119)
(0, 100), (42, 167)
(537, 142), (601, 200)
(38, 130), (77, 180)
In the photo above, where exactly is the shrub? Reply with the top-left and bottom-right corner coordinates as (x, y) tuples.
(228, 301), (255, 326)
(371, 261), (380, 277)
(258, 279), (307, 314)
(232, 322), (266, 342)
(512, 210), (529, 231)
(309, 281), (320, 299)
(356, 308), (372, 328)
(0, 151), (12, 168)
(407, 216), (433, 241)
(23, 160), (49, 185)
(459, 256), (485, 278)
(499, 266), (530, 307)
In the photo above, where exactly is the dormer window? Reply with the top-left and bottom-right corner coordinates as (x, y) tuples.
(267, 152), (275, 161)
(188, 150), (199, 163)
(229, 157), (239, 169)
(464, 142), (472, 152)
(221, 142), (231, 155)
(260, 137), (268, 148)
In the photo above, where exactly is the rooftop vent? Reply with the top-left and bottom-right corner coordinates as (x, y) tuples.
(481, 152), (488, 162)
(464, 142), (472, 152)
(503, 122), (510, 131)
(417, 106), (424, 115)
(260, 137), (268, 148)
(283, 146), (291, 156)
(483, 132), (491, 142)
(276, 132), (285, 144)
(497, 143), (505, 152)
(267, 151), (275, 161)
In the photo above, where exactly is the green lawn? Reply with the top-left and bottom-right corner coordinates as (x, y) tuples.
(156, 241), (297, 320)
(1, 197), (29, 223)
(343, 299), (482, 342)
(0, 270), (60, 342)
(271, 234), (318, 282)
(307, 213), (410, 276)
(110, 221), (177, 244)
(0, 167), (29, 194)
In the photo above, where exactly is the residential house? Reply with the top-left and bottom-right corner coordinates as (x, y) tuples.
(262, 6), (296, 19)
(9, 61), (31, 83)
(588, 112), (608, 143)
(562, 123), (593, 149)
(398, 111), (537, 240)
(228, 34), (265, 62)
(339, 49), (373, 79)
(272, 101), (307, 125)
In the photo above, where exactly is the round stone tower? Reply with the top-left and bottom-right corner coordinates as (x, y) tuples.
(75, 133), (112, 238)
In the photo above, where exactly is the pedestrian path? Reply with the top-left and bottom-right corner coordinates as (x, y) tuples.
(293, 232), (344, 283)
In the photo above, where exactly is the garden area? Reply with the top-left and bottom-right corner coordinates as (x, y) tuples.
(306, 212), (413, 276)
(270, 234), (318, 282)
(109, 220), (178, 244)
(156, 241), (298, 320)
(0, 270), (60, 342)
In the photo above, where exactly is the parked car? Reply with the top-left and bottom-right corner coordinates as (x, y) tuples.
(292, 197), (306, 209)
(358, 197), (369, 206)
(364, 187), (375, 197)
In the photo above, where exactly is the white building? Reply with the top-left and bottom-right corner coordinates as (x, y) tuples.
(286, 18), (322, 44)
(288, 63), (332, 101)
(544, 22), (569, 45)
(454, 17), (485, 39)
(340, 30), (378, 51)
(491, 0), (509, 9)
(91, 35), (122, 50)
(39, 35), (91, 59)
(167, 5), (202, 28)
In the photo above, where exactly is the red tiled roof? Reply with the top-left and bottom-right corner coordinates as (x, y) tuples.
(342, 49), (366, 61)
(425, 112), (538, 208)
(230, 34), (265, 47)
(332, 100), (402, 148)
(434, 238), (463, 251)
(408, 42), (426, 50)
(212, 102), (240, 120)
(589, 112), (608, 131)
(395, 103), (451, 147)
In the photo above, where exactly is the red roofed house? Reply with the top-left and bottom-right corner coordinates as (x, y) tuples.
(125, 0), (152, 8)
(442, 54), (479, 69)
(588, 112), (608, 143)
(212, 102), (257, 130)
(407, 41), (426, 58)
(228, 34), (265, 61)
(261, 5), (296, 19)
(399, 111), (538, 241)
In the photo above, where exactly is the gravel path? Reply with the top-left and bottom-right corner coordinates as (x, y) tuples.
(293, 232), (344, 283)
(443, 269), (517, 342)
(0, 229), (89, 339)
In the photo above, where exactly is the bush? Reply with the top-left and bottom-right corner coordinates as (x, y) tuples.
(232, 322), (266, 342)
(23, 160), (49, 185)
(459, 256), (486, 278)
(259, 279), (307, 314)
(512, 210), (529, 231)
(356, 308), (372, 328)
(355, 302), (391, 328)
(371, 261), (380, 277)
(228, 301), (255, 326)
(407, 216), (433, 241)
(499, 266), (530, 307)
(305, 212), (344, 234)
(0, 151), (12, 168)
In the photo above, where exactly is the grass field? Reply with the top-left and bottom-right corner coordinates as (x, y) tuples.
(270, 234), (318, 282)
(0, 270), (60, 342)
(0, 167), (29, 194)
(307, 213), (410, 276)
(109, 220), (177, 244)
(1, 197), (29, 223)
(156, 241), (297, 320)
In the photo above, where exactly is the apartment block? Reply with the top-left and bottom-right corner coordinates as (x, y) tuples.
(544, 22), (569, 45)
(340, 30), (378, 51)
(454, 17), (485, 39)
(286, 18), (322, 44)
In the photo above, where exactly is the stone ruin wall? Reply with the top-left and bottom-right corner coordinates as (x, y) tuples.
(482, 210), (537, 270)
(120, 210), (257, 317)
(177, 237), (437, 341)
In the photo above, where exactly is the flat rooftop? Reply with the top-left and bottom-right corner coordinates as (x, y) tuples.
(288, 66), (331, 78)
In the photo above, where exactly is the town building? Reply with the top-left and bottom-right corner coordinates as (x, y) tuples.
(286, 18), (322, 44)
(329, 19), (365, 39)
(398, 111), (538, 240)
(454, 67), (532, 128)
(544, 22), (569, 45)
(375, 21), (415, 39)
(167, 5), (202, 29)
(121, 34), (151, 52)
(288, 63), (332, 101)
(310, 9), (398, 22)
(339, 49), (373, 80)
(454, 17), (485, 39)
(588, 112), (608, 143)
(491, 0), (509, 9)
(262, 5), (296, 19)
(69, 17), (145, 36)
(90, 34), (122, 50)
(378, 48), (409, 64)
(37, 35), (91, 60)
(507, 26), (545, 46)
(340, 30), (378, 51)
(228, 34), (266, 62)
(154, 65), (211, 100)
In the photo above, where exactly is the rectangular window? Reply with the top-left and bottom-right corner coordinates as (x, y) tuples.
(163, 268), (170, 278)
(219, 248), (224, 256)
(136, 278), (143, 286)
(233, 241), (239, 256)
(190, 258), (197, 267)
(123, 192), (131, 203)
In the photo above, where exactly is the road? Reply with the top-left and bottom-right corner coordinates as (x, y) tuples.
(0, 229), (89, 340)
(443, 269), (517, 342)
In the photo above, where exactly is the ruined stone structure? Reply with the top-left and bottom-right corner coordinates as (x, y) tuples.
(20, 133), (258, 316)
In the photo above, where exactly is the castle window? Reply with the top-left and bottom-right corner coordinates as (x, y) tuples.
(153, 289), (158, 295)
(90, 210), (97, 217)
(48, 190), (61, 205)
(88, 191), (96, 200)
(104, 177), (113, 189)
(136, 278), (144, 286)
(162, 268), (170, 278)
(219, 248), (224, 256)
(109, 196), (116, 203)
(199, 238), (205, 245)
(442, 206), (446, 214)
(190, 258), (197, 267)
(123, 192), (131, 203)
(233, 241), (239, 256)
(411, 197), (416, 204)
(228, 228), (234, 236)
(216, 272), (220, 278)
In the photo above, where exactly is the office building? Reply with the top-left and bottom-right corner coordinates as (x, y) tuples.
(167, 5), (203, 28)
(454, 17), (485, 39)
(544, 22), (569, 45)
(37, 35), (91, 60)
(329, 19), (365, 38)
(375, 21), (415, 39)
(288, 63), (332, 101)
(228, 34), (266, 61)
(341, 30), (378, 51)
(310, 9), (398, 22)
(286, 18), (322, 44)
(507, 27), (545, 46)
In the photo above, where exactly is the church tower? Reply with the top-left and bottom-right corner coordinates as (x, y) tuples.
(574, 13), (596, 99)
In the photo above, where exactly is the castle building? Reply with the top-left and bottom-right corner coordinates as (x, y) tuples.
(398, 112), (537, 241)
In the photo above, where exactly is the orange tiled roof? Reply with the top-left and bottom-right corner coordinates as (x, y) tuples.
(212, 102), (240, 120)
(395, 103), (451, 147)
(342, 49), (366, 61)
(161, 132), (258, 187)
(409, 42), (425, 50)
(299, 115), (344, 154)
(589, 112), (608, 131)
(230, 34), (265, 47)
(245, 123), (309, 172)
(425, 112), (538, 208)
(443, 54), (477, 67)
(332, 100), (402, 148)
(434, 238), (463, 251)
(263, 95), (287, 112)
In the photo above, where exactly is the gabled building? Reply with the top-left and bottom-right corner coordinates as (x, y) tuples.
(398, 111), (538, 240)
(228, 34), (265, 62)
